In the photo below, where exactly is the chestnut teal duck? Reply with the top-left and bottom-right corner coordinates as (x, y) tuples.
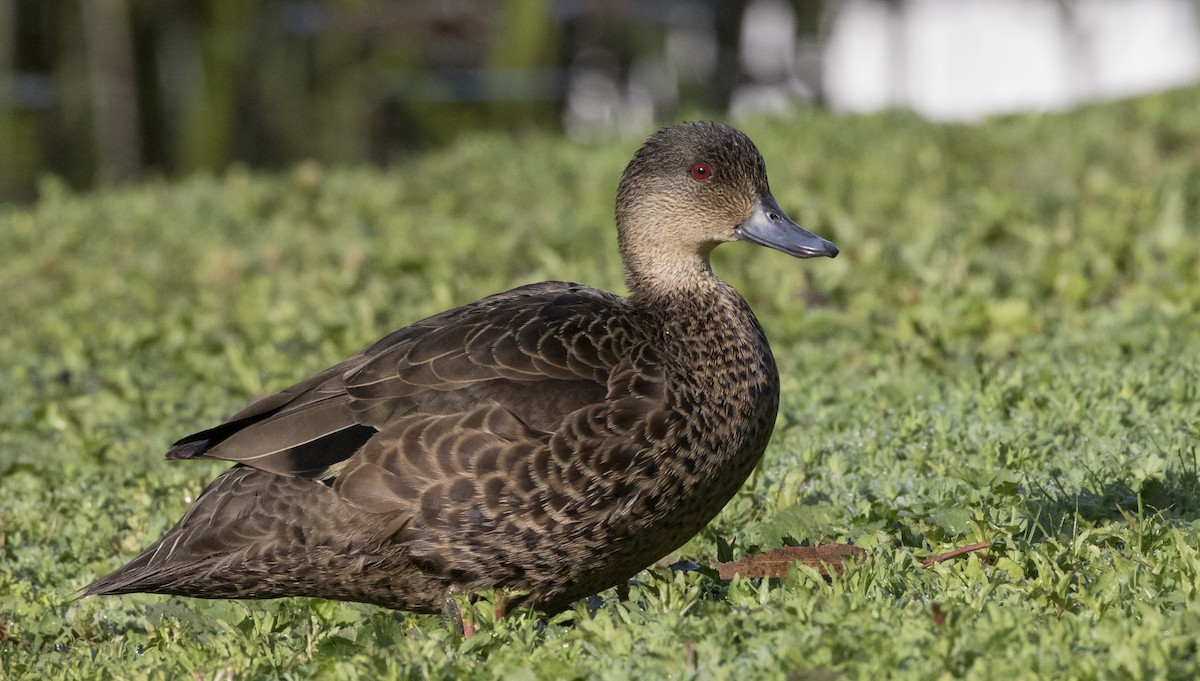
(85, 121), (838, 614)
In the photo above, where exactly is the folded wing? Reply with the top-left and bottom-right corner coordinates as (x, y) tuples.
(167, 282), (671, 524)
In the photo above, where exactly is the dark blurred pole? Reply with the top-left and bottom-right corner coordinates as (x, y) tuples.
(179, 2), (256, 174)
(490, 0), (553, 69)
(80, 0), (142, 186)
(0, 0), (17, 199)
(487, 0), (557, 128)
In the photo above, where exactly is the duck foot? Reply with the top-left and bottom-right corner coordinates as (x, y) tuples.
(441, 598), (473, 637)
(441, 592), (510, 637)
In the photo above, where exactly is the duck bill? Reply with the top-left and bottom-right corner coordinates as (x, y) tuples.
(734, 196), (838, 259)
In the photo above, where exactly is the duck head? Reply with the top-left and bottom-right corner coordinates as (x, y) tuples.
(616, 121), (837, 291)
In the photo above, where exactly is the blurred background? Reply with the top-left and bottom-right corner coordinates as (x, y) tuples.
(1, 0), (1199, 204)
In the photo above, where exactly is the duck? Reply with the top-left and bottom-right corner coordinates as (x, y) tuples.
(84, 121), (838, 615)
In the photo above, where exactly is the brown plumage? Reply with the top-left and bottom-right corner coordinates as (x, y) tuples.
(84, 122), (838, 614)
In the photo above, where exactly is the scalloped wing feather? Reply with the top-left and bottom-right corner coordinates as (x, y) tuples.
(162, 283), (669, 514)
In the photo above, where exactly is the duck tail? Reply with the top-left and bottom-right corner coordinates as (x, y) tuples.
(79, 465), (267, 601)
(79, 537), (181, 598)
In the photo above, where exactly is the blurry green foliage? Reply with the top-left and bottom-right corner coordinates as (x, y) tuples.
(0, 0), (562, 201)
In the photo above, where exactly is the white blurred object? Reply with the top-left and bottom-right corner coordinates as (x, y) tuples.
(822, 0), (900, 113)
(564, 54), (674, 142)
(734, 0), (822, 120)
(625, 58), (667, 136)
(740, 0), (796, 82)
(822, 0), (1200, 121)
(1074, 0), (1200, 99)
(730, 83), (795, 120)
(629, 56), (680, 115)
(901, 0), (1076, 120)
(563, 66), (625, 142)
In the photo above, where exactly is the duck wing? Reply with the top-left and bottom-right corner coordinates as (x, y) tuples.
(166, 282), (669, 515)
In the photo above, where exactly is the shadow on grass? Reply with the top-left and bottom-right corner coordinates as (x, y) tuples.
(1018, 456), (1200, 542)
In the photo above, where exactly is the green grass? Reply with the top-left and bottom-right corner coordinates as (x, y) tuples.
(3, 88), (1200, 679)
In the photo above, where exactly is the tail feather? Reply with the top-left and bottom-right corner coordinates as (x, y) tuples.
(82, 541), (194, 597)
(82, 466), (345, 600)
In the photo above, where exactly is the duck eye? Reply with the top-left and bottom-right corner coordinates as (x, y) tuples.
(690, 162), (712, 181)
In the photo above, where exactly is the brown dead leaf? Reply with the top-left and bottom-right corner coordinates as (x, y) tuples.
(714, 540), (992, 581)
(714, 543), (867, 580)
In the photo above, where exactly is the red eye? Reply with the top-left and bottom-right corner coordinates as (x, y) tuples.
(690, 162), (712, 181)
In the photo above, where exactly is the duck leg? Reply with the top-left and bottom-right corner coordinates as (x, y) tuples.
(441, 598), (472, 637)
(493, 590), (507, 620)
(439, 590), (514, 637)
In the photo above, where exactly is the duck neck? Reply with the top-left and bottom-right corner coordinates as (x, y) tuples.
(622, 249), (718, 296)
(617, 214), (773, 373)
(627, 252), (775, 386)
(619, 225), (722, 296)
